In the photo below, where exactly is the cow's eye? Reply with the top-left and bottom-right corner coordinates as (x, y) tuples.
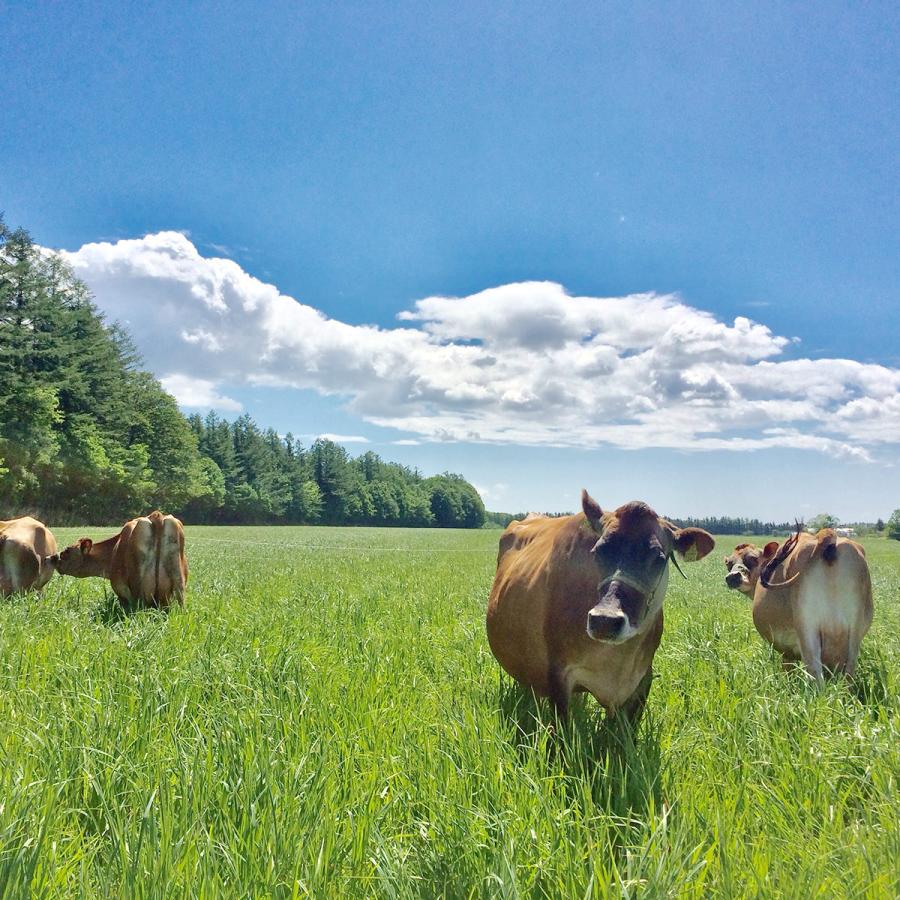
(594, 539), (614, 557)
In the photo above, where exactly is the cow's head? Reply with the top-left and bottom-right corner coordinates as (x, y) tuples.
(723, 541), (778, 595)
(582, 490), (715, 643)
(46, 538), (94, 575)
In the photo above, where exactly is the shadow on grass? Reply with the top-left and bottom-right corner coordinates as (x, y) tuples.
(849, 651), (891, 713)
(89, 591), (173, 626)
(497, 677), (662, 819)
(776, 650), (892, 715)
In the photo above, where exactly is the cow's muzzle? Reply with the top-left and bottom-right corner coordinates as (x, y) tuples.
(725, 564), (751, 592)
(586, 578), (646, 643)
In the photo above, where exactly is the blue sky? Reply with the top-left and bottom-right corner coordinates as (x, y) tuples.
(3, 1), (898, 520)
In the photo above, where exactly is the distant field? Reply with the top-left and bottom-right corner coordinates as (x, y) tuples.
(0, 526), (897, 897)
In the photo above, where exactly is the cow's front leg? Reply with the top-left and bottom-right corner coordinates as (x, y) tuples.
(547, 665), (570, 719)
(616, 667), (653, 729)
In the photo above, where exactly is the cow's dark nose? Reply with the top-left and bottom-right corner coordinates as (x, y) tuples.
(725, 572), (743, 588)
(587, 611), (626, 639)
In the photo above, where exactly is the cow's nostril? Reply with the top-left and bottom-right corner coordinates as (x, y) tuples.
(588, 611), (626, 637)
(726, 573), (742, 587)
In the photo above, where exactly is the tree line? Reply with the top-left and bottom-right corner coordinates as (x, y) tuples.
(0, 217), (485, 528)
(667, 515), (795, 536)
(182, 412), (485, 527)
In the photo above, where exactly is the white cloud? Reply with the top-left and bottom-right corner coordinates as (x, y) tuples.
(317, 433), (370, 444)
(474, 482), (509, 502)
(159, 374), (242, 412)
(57, 232), (900, 460)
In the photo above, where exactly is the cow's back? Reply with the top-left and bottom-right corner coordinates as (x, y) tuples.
(487, 514), (595, 696)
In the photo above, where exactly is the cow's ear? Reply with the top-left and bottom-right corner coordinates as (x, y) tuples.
(763, 541), (779, 559)
(581, 490), (603, 531)
(673, 528), (715, 562)
(78, 538), (93, 555)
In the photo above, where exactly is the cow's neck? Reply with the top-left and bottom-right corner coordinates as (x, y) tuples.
(81, 537), (118, 578)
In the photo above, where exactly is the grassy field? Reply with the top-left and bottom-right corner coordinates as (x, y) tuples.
(0, 525), (897, 898)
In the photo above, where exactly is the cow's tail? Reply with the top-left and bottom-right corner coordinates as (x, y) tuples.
(817, 528), (838, 564)
(760, 522), (804, 589)
(761, 523), (838, 589)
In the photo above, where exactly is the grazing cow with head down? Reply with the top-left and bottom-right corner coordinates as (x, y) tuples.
(486, 491), (715, 721)
(0, 516), (58, 596)
(48, 511), (187, 607)
(724, 527), (873, 682)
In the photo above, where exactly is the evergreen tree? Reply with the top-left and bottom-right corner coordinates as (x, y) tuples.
(0, 216), (488, 528)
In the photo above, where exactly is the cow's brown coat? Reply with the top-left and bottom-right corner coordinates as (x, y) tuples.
(724, 529), (873, 682)
(487, 491), (714, 720)
(50, 511), (188, 607)
(0, 517), (58, 596)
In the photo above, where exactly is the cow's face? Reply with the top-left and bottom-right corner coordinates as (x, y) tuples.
(723, 542), (777, 594)
(48, 538), (93, 575)
(582, 491), (715, 643)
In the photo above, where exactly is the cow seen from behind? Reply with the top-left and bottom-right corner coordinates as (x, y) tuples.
(48, 511), (188, 608)
(724, 527), (872, 683)
(0, 516), (58, 596)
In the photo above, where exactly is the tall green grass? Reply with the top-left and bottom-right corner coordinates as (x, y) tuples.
(0, 527), (896, 897)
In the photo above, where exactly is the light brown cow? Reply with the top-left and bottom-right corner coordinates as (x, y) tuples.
(48, 511), (188, 607)
(724, 528), (873, 682)
(0, 516), (58, 596)
(487, 491), (714, 721)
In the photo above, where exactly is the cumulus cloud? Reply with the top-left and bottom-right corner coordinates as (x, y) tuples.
(159, 374), (242, 412)
(57, 232), (900, 460)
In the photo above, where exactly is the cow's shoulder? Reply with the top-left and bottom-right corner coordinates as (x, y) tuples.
(497, 513), (594, 573)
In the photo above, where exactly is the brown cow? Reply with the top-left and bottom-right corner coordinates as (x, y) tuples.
(0, 516), (58, 596)
(487, 491), (714, 720)
(48, 511), (188, 607)
(724, 528), (873, 682)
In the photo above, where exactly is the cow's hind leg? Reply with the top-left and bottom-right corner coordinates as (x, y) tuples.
(797, 627), (824, 686)
(159, 519), (186, 607)
(845, 631), (862, 679)
(8, 547), (39, 594)
(130, 519), (156, 601)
